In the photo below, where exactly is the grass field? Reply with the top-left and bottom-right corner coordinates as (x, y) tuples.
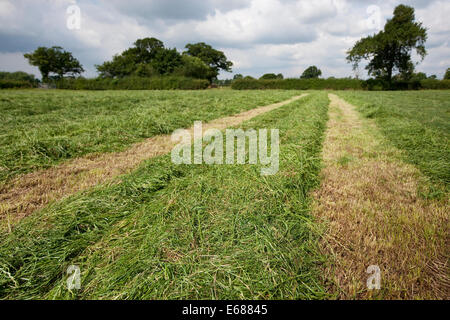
(337, 91), (450, 194)
(0, 90), (301, 183)
(0, 92), (329, 299)
(315, 93), (448, 299)
(0, 89), (448, 300)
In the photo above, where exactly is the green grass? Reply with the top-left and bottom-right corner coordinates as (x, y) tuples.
(0, 89), (301, 183)
(337, 90), (450, 192)
(0, 92), (329, 300)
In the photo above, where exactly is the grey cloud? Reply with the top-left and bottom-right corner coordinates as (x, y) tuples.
(103, 0), (252, 23)
(0, 0), (448, 80)
(0, 33), (42, 53)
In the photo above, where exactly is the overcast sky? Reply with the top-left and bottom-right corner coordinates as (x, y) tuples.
(0, 0), (448, 79)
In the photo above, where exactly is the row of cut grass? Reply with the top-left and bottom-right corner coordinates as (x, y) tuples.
(337, 90), (450, 194)
(0, 92), (329, 299)
(0, 89), (301, 183)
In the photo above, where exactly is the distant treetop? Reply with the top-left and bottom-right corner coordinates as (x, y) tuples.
(301, 66), (322, 79)
(24, 46), (84, 82)
(347, 4), (427, 83)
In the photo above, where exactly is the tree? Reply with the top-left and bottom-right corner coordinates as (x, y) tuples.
(96, 53), (136, 78)
(151, 48), (183, 75)
(184, 43), (233, 82)
(133, 64), (158, 78)
(410, 72), (427, 81)
(24, 46), (84, 81)
(301, 66), (322, 79)
(259, 73), (283, 80)
(130, 37), (164, 63)
(347, 5), (427, 84)
(96, 37), (183, 78)
(233, 74), (244, 80)
(173, 55), (212, 79)
(445, 68), (450, 80)
(260, 73), (278, 80)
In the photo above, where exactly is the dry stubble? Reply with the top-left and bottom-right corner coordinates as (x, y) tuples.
(313, 94), (449, 299)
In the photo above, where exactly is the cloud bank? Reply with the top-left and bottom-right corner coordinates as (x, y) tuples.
(0, 0), (448, 79)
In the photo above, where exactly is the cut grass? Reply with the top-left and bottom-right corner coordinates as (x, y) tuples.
(337, 90), (450, 194)
(0, 94), (307, 227)
(0, 89), (301, 183)
(0, 92), (329, 299)
(313, 94), (449, 299)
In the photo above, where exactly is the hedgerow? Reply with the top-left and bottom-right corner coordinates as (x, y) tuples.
(231, 78), (363, 90)
(55, 77), (209, 90)
(420, 79), (450, 90)
(0, 80), (36, 89)
(231, 78), (450, 91)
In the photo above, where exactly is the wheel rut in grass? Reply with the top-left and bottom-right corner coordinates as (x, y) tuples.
(0, 94), (308, 227)
(313, 93), (449, 299)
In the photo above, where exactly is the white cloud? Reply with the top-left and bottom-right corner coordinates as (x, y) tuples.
(0, 52), (40, 77)
(193, 0), (334, 46)
(0, 0), (15, 18)
(0, 0), (448, 79)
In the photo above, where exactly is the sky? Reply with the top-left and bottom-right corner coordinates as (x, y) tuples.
(0, 0), (448, 79)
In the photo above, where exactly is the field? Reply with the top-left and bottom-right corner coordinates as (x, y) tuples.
(338, 91), (450, 191)
(0, 89), (448, 299)
(0, 90), (300, 183)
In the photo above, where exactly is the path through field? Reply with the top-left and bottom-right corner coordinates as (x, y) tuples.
(313, 94), (449, 299)
(0, 94), (307, 228)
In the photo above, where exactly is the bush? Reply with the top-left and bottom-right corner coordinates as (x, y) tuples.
(56, 77), (209, 90)
(362, 79), (421, 91)
(172, 55), (212, 80)
(232, 78), (450, 91)
(231, 78), (363, 90)
(420, 79), (450, 90)
(361, 79), (385, 91)
(0, 71), (38, 89)
(0, 71), (37, 82)
(362, 79), (450, 91)
(0, 80), (35, 89)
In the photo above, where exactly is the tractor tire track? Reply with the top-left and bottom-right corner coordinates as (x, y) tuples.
(0, 94), (308, 228)
(313, 94), (449, 299)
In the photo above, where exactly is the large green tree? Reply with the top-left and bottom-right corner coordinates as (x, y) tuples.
(96, 37), (183, 78)
(347, 4), (427, 84)
(301, 66), (322, 79)
(184, 42), (233, 82)
(97, 38), (231, 80)
(444, 68), (450, 80)
(173, 55), (212, 79)
(24, 46), (84, 82)
(129, 37), (164, 63)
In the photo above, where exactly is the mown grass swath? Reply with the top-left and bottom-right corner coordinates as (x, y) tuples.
(0, 90), (300, 183)
(337, 90), (450, 193)
(0, 92), (329, 299)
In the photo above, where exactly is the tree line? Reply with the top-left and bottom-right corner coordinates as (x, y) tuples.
(21, 38), (326, 84)
(23, 40), (233, 83)
(234, 66), (322, 81)
(12, 4), (450, 88)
